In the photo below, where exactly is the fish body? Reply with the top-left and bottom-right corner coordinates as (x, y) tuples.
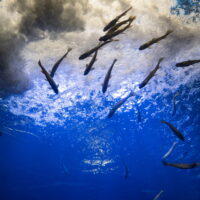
(106, 16), (136, 35)
(153, 190), (164, 200)
(139, 30), (173, 50)
(103, 6), (132, 32)
(162, 142), (178, 160)
(100, 20), (132, 42)
(176, 59), (200, 67)
(172, 91), (180, 116)
(161, 120), (184, 140)
(122, 160), (129, 179)
(84, 50), (98, 75)
(136, 104), (142, 122)
(139, 58), (164, 89)
(162, 161), (200, 169)
(108, 91), (134, 118)
(102, 59), (117, 93)
(38, 60), (59, 94)
(50, 48), (72, 78)
(79, 40), (113, 60)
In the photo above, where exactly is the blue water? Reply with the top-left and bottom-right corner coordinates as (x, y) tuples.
(1, 1), (200, 200)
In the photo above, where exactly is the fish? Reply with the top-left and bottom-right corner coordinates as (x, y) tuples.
(79, 40), (114, 60)
(0, 131), (3, 136)
(100, 19), (133, 42)
(38, 60), (59, 94)
(172, 91), (180, 116)
(139, 57), (164, 89)
(102, 59), (117, 93)
(176, 59), (200, 67)
(103, 6), (132, 32)
(108, 91), (134, 118)
(139, 30), (173, 50)
(121, 160), (129, 179)
(106, 16), (136, 35)
(50, 48), (72, 78)
(62, 161), (70, 176)
(162, 142), (178, 160)
(136, 104), (142, 122)
(84, 50), (98, 75)
(160, 120), (184, 140)
(153, 190), (164, 200)
(162, 160), (200, 169)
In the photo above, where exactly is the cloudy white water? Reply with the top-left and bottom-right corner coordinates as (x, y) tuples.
(0, 0), (200, 125)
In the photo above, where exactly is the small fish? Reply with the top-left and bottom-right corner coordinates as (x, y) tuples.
(172, 91), (180, 116)
(103, 6), (132, 32)
(84, 50), (98, 75)
(106, 16), (136, 35)
(153, 190), (164, 200)
(139, 30), (173, 50)
(102, 59), (117, 93)
(62, 161), (70, 176)
(136, 104), (142, 122)
(108, 91), (134, 118)
(38, 60), (59, 94)
(162, 142), (178, 160)
(176, 59), (200, 67)
(162, 160), (200, 169)
(121, 160), (129, 179)
(100, 19), (133, 42)
(139, 57), (164, 89)
(50, 48), (72, 78)
(161, 120), (184, 140)
(79, 40), (114, 60)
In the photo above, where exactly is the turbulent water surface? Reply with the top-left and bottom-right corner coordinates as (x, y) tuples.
(0, 0), (200, 200)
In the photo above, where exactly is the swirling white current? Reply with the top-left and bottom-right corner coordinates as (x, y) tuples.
(0, 0), (200, 126)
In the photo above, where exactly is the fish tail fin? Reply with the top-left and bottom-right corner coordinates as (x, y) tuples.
(166, 29), (173, 35)
(162, 159), (168, 166)
(68, 47), (72, 52)
(129, 90), (135, 97)
(129, 16), (136, 21)
(159, 57), (165, 63)
(157, 57), (165, 68)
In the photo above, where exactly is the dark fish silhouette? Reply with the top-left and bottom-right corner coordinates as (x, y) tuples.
(176, 59), (200, 67)
(139, 30), (173, 50)
(38, 60), (59, 94)
(139, 57), (164, 89)
(102, 59), (117, 93)
(162, 142), (178, 160)
(50, 48), (72, 78)
(153, 190), (164, 200)
(172, 91), (180, 116)
(106, 16), (136, 35)
(103, 6), (132, 32)
(84, 50), (98, 75)
(100, 19), (133, 42)
(108, 91), (134, 118)
(161, 120), (184, 140)
(162, 160), (200, 169)
(79, 40), (114, 60)
(121, 160), (129, 179)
